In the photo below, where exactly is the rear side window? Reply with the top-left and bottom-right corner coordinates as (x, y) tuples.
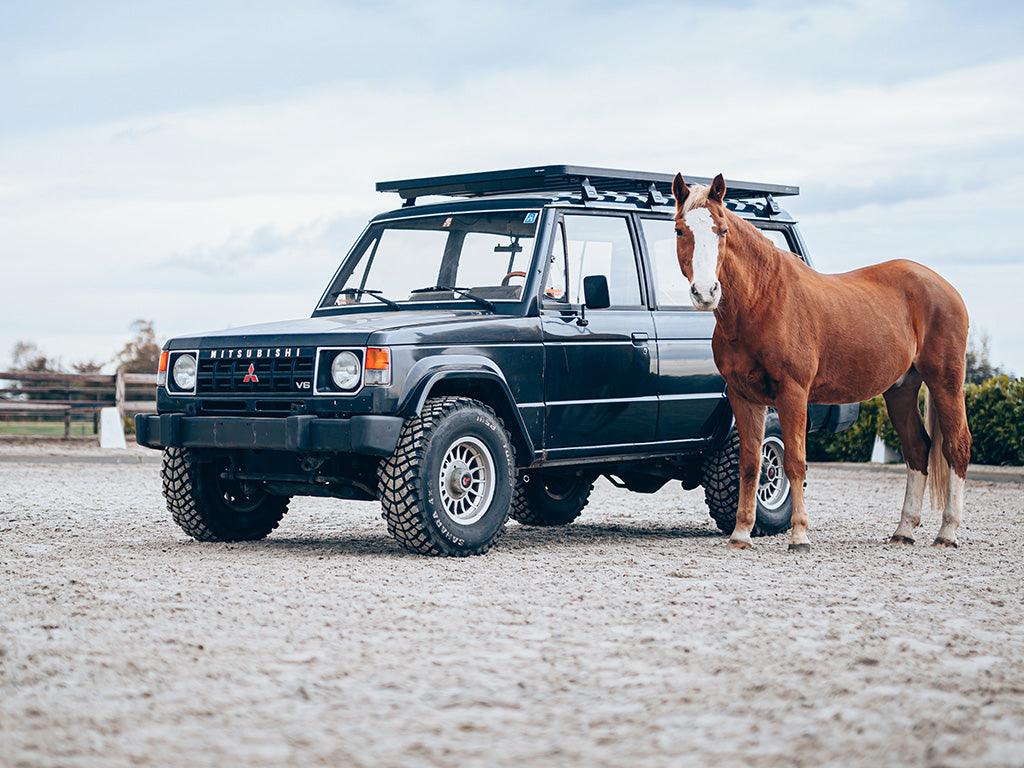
(544, 214), (642, 307)
(639, 218), (690, 308)
(759, 228), (794, 253)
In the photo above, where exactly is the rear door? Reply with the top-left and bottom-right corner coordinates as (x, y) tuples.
(637, 215), (726, 440)
(540, 211), (658, 453)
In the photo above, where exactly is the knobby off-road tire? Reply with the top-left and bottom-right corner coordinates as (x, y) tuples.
(161, 448), (289, 542)
(378, 397), (516, 557)
(510, 472), (596, 526)
(701, 412), (793, 537)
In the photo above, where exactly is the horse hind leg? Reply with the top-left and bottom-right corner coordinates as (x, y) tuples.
(882, 369), (929, 545)
(925, 382), (971, 548)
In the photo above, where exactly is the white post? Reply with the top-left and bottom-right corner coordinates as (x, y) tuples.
(870, 435), (901, 464)
(99, 407), (127, 449)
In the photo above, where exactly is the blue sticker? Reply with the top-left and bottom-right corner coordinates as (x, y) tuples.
(523, 212), (538, 224)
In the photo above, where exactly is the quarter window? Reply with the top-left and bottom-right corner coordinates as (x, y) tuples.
(759, 228), (794, 253)
(640, 218), (690, 308)
(544, 214), (642, 307)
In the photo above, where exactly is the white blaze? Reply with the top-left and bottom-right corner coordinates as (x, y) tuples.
(683, 207), (720, 303)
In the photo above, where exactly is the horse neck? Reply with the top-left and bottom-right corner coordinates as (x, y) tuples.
(714, 212), (785, 340)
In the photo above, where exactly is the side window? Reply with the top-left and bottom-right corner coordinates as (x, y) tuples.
(759, 227), (795, 254)
(545, 214), (642, 307)
(640, 218), (691, 308)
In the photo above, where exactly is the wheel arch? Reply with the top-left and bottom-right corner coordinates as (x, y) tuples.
(398, 360), (535, 465)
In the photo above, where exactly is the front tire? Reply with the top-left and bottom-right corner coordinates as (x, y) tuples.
(510, 472), (596, 526)
(701, 412), (793, 537)
(378, 397), (516, 556)
(161, 448), (289, 542)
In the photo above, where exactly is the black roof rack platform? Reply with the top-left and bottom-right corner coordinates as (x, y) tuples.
(376, 164), (799, 205)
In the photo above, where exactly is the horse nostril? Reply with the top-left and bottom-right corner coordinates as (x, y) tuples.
(711, 281), (721, 295)
(690, 284), (700, 296)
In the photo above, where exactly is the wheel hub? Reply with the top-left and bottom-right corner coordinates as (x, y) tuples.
(446, 462), (474, 499)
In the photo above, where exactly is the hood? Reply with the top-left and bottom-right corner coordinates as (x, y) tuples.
(167, 309), (494, 350)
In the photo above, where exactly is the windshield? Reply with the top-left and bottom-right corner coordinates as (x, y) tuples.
(319, 210), (540, 309)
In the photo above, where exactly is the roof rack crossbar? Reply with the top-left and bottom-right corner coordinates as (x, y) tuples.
(376, 164), (798, 203)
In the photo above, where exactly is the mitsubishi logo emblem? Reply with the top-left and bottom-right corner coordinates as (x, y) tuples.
(242, 363), (259, 384)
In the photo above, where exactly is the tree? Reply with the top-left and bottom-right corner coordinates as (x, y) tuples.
(965, 330), (1006, 385)
(72, 360), (104, 374)
(10, 341), (61, 373)
(115, 320), (162, 373)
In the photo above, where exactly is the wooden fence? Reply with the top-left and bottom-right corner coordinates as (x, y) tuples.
(0, 370), (157, 439)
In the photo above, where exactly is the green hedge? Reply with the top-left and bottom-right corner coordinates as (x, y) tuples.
(806, 375), (1024, 466)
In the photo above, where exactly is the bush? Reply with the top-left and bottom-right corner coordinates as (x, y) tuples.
(965, 376), (1024, 465)
(808, 375), (1024, 466)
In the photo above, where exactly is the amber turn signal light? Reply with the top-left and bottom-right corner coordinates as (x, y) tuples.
(157, 350), (169, 387)
(364, 347), (391, 386)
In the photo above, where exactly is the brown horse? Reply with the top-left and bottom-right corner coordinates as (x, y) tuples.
(671, 172), (971, 551)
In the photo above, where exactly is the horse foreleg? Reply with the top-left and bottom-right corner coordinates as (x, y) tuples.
(882, 372), (929, 545)
(775, 387), (810, 551)
(727, 394), (766, 550)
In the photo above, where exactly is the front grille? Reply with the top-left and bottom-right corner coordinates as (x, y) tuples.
(196, 349), (315, 396)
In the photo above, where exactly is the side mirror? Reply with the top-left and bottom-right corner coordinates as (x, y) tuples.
(583, 275), (611, 310)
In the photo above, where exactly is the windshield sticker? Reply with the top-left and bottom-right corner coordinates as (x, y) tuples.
(442, 216), (453, 228)
(523, 212), (538, 224)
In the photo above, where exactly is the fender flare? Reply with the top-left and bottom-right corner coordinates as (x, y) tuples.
(397, 355), (536, 459)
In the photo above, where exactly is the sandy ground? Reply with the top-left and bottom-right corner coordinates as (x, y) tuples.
(1, 449), (1023, 768)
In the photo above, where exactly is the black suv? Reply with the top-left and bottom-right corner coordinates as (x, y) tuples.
(137, 166), (858, 556)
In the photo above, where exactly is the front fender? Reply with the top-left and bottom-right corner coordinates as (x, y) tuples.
(396, 355), (535, 459)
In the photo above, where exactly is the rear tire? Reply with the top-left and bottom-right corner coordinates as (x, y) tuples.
(161, 448), (289, 542)
(510, 472), (596, 526)
(701, 413), (793, 537)
(378, 397), (516, 556)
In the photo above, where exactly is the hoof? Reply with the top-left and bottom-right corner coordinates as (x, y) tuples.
(788, 542), (811, 553)
(727, 538), (752, 551)
(933, 537), (959, 548)
(888, 534), (915, 546)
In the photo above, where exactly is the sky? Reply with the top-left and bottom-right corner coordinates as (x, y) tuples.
(2, 0), (1023, 373)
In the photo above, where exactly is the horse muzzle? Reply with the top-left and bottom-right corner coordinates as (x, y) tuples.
(690, 281), (721, 311)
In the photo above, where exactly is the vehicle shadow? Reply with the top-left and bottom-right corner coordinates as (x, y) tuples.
(247, 520), (723, 558)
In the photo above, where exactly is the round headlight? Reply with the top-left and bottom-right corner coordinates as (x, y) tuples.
(331, 351), (361, 390)
(172, 354), (197, 391)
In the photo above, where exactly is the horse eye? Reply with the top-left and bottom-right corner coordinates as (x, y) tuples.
(675, 228), (683, 237)
(717, 228), (728, 238)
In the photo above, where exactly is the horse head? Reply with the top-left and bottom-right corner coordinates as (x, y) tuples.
(672, 172), (729, 311)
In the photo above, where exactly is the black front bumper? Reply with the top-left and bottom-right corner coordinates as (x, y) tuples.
(135, 413), (404, 455)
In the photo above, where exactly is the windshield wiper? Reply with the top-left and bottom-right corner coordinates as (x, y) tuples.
(409, 285), (496, 312)
(329, 287), (402, 310)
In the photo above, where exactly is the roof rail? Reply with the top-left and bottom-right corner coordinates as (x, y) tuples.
(376, 164), (799, 206)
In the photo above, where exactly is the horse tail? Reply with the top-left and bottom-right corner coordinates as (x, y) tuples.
(925, 387), (950, 510)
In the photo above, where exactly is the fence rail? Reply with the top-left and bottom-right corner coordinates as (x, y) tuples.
(0, 370), (157, 439)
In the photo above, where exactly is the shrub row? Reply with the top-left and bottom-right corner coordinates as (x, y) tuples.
(806, 375), (1024, 466)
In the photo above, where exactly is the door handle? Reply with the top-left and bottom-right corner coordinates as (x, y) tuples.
(631, 332), (650, 343)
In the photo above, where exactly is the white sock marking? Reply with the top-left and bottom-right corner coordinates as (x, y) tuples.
(937, 473), (965, 543)
(892, 469), (926, 540)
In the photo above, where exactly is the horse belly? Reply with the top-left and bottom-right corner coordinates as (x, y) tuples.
(810, 339), (912, 403)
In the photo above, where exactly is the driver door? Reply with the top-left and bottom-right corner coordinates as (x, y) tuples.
(540, 212), (658, 454)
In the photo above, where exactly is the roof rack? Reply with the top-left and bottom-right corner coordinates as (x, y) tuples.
(376, 164), (799, 207)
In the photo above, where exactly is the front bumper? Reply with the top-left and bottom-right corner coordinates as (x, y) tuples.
(135, 413), (404, 455)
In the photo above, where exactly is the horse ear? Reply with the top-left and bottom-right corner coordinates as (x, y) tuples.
(709, 173), (727, 203)
(672, 172), (689, 208)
